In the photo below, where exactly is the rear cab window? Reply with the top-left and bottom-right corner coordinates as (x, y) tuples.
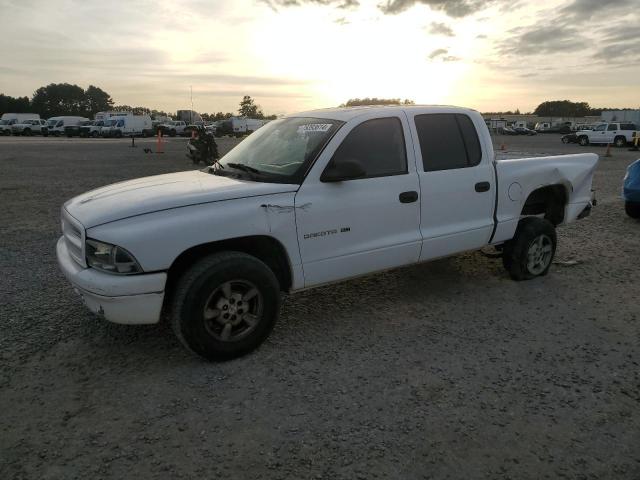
(413, 113), (482, 171)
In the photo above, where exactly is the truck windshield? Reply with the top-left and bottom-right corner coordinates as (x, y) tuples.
(217, 117), (343, 184)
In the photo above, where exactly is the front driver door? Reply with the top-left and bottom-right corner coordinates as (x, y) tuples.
(294, 113), (422, 287)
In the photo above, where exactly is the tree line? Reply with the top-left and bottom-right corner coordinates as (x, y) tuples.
(0, 84), (279, 121)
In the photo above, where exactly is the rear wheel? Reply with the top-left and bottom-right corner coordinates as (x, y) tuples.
(170, 252), (281, 361)
(502, 217), (557, 281)
(625, 202), (640, 219)
(578, 136), (589, 146)
(91, 131), (99, 138)
(170, 129), (176, 137)
(23, 129), (32, 136)
(614, 136), (626, 148)
(561, 136), (570, 144)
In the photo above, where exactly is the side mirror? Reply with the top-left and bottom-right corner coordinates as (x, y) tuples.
(320, 159), (366, 183)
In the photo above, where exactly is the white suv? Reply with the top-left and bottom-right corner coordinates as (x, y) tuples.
(577, 122), (638, 147)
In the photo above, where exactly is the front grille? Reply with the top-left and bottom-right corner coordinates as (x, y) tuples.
(61, 208), (86, 267)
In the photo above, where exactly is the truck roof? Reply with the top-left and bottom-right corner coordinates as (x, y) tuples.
(290, 105), (479, 122)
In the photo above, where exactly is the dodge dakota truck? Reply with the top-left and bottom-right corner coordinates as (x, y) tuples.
(57, 106), (598, 360)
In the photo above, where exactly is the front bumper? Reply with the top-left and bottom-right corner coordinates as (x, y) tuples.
(56, 237), (166, 325)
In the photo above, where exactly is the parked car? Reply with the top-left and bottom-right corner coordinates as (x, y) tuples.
(101, 115), (152, 138)
(65, 120), (93, 137)
(56, 105), (598, 360)
(576, 122), (638, 147)
(157, 120), (187, 137)
(501, 127), (518, 135)
(514, 127), (537, 136)
(79, 120), (105, 138)
(623, 159), (640, 219)
(561, 133), (579, 144)
(0, 113), (40, 134)
(0, 119), (14, 135)
(11, 119), (49, 136)
(47, 116), (90, 136)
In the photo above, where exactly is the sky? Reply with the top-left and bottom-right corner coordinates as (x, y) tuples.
(0, 0), (638, 116)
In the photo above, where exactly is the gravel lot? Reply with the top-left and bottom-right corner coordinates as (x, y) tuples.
(1, 134), (639, 479)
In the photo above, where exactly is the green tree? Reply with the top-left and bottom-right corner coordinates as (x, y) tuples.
(83, 85), (113, 117)
(31, 83), (86, 117)
(0, 94), (31, 114)
(533, 100), (592, 117)
(238, 96), (263, 118)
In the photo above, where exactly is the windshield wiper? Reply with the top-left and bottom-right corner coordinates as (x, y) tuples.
(226, 162), (262, 174)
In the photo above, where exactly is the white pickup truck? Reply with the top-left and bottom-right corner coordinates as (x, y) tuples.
(57, 106), (598, 360)
(577, 122), (638, 147)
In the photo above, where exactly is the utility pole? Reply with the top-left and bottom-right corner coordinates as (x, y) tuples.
(190, 86), (193, 125)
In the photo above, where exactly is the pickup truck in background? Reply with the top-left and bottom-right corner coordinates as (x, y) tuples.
(577, 122), (638, 147)
(157, 120), (187, 137)
(57, 106), (598, 360)
(11, 119), (49, 136)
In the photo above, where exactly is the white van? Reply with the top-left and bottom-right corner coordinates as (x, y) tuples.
(101, 115), (152, 137)
(0, 113), (40, 135)
(47, 116), (90, 136)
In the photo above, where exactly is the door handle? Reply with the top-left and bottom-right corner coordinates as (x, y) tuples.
(399, 191), (419, 203)
(475, 182), (490, 193)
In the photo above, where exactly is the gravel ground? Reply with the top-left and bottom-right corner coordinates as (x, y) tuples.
(1, 134), (639, 479)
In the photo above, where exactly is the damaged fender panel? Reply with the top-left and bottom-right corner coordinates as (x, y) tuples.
(492, 153), (598, 244)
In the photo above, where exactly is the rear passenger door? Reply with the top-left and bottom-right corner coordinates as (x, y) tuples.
(406, 111), (495, 261)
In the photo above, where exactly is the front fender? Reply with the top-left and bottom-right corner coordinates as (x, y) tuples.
(86, 192), (303, 283)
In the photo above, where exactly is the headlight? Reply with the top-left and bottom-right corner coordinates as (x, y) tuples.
(85, 239), (142, 274)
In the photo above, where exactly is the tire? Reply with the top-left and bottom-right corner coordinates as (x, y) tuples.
(170, 129), (176, 137)
(561, 136), (570, 144)
(24, 129), (32, 136)
(115, 130), (123, 138)
(625, 201), (640, 219)
(614, 136), (626, 148)
(502, 217), (557, 281)
(91, 131), (99, 138)
(170, 252), (281, 361)
(578, 136), (589, 146)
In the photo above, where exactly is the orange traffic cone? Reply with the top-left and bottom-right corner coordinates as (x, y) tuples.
(604, 143), (612, 157)
(156, 130), (164, 154)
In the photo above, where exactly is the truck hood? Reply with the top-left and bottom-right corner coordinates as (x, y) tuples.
(65, 170), (298, 228)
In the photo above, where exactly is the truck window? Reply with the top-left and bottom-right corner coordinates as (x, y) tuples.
(607, 124), (617, 131)
(414, 113), (480, 171)
(330, 117), (407, 178)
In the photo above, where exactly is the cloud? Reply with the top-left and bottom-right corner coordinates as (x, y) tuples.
(427, 48), (460, 61)
(499, 25), (585, 55)
(428, 22), (454, 36)
(379, 0), (508, 17)
(263, 0), (359, 10)
(559, 0), (633, 21)
(428, 48), (449, 59)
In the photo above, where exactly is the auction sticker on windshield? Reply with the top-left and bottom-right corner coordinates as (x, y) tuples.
(298, 123), (333, 134)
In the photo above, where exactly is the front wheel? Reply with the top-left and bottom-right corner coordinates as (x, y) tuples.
(578, 136), (589, 146)
(614, 136), (626, 148)
(561, 136), (569, 144)
(502, 217), (557, 281)
(625, 201), (640, 219)
(170, 252), (281, 361)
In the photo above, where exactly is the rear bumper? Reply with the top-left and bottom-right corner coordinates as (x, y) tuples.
(56, 237), (166, 325)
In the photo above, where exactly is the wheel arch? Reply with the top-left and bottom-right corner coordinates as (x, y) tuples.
(520, 184), (569, 226)
(164, 235), (293, 302)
